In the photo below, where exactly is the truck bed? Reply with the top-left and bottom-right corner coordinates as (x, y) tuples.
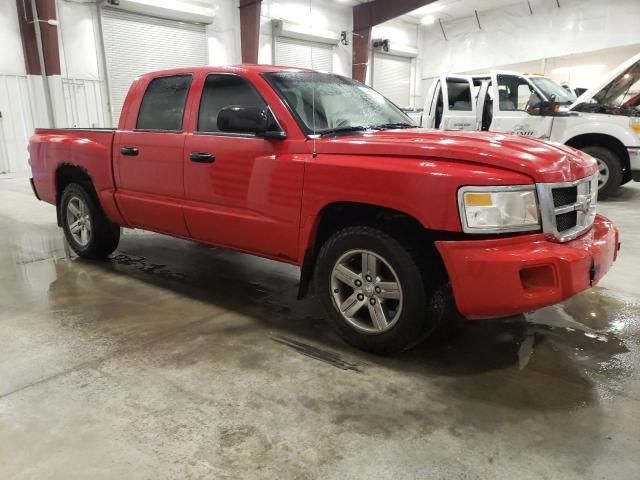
(30, 128), (116, 208)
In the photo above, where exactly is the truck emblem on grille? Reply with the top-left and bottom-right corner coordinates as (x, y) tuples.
(575, 195), (591, 213)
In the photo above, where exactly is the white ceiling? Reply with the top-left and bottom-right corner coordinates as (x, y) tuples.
(405, 0), (527, 22)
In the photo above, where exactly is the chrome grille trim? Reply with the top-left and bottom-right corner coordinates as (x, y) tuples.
(536, 173), (598, 243)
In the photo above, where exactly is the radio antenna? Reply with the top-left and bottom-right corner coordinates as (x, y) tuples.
(309, 0), (317, 157)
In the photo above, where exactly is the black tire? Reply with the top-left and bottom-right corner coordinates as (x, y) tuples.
(314, 226), (445, 355)
(60, 183), (120, 259)
(580, 145), (623, 198)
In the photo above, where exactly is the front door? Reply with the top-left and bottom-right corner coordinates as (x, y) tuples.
(114, 74), (192, 236)
(182, 72), (305, 262)
(488, 72), (553, 139)
(423, 78), (442, 128)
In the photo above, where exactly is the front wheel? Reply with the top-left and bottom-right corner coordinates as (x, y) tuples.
(60, 183), (120, 259)
(580, 145), (623, 198)
(314, 226), (441, 355)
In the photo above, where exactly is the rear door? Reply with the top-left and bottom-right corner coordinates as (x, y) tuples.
(488, 71), (553, 139)
(439, 75), (477, 131)
(114, 74), (192, 236)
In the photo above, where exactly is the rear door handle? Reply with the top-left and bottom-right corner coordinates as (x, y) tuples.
(190, 152), (215, 163)
(121, 146), (139, 156)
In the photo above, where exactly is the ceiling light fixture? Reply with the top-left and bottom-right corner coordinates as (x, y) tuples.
(421, 15), (436, 25)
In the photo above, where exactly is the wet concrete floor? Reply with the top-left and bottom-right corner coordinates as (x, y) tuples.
(1, 174), (639, 479)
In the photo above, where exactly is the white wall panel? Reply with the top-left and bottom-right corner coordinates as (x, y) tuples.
(0, 76), (35, 173)
(372, 54), (412, 108)
(101, 8), (208, 126)
(274, 38), (333, 72)
(0, 0), (26, 76)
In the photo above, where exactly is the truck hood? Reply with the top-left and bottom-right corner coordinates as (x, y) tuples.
(570, 52), (640, 110)
(315, 129), (596, 183)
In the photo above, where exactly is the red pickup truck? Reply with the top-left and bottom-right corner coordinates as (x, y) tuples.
(29, 65), (619, 354)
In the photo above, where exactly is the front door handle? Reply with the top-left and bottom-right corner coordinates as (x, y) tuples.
(121, 146), (139, 156)
(190, 152), (215, 163)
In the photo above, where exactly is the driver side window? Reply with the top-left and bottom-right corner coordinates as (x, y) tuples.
(197, 74), (267, 133)
(496, 74), (541, 113)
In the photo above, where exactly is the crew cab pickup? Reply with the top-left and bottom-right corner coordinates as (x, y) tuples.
(29, 65), (619, 354)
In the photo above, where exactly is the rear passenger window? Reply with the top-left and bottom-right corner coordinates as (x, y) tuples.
(137, 75), (192, 131)
(197, 74), (267, 133)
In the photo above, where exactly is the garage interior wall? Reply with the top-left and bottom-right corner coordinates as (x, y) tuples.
(259, 0), (353, 77)
(419, 0), (640, 102)
(101, 8), (208, 125)
(0, 0), (239, 173)
(0, 1), (42, 174)
(371, 18), (421, 108)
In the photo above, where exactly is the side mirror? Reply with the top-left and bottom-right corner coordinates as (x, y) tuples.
(538, 95), (559, 116)
(217, 106), (286, 139)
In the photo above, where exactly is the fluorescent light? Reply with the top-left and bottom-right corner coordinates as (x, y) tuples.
(421, 15), (436, 25)
(412, 3), (444, 16)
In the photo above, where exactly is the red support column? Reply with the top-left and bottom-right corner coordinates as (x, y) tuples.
(239, 0), (262, 64)
(351, 0), (436, 81)
(15, 0), (40, 75)
(34, 0), (61, 76)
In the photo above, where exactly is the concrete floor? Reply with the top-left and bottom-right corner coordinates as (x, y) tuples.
(1, 174), (639, 480)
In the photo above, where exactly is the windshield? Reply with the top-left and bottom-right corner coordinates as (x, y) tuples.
(263, 71), (414, 135)
(529, 77), (577, 105)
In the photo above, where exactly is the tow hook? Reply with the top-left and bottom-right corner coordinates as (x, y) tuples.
(589, 258), (599, 287)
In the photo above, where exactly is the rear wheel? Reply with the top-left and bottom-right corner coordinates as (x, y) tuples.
(60, 183), (120, 259)
(580, 145), (623, 198)
(315, 226), (445, 355)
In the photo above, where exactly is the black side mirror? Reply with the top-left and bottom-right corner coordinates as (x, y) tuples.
(217, 106), (286, 139)
(538, 95), (558, 116)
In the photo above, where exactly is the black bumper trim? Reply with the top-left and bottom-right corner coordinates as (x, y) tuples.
(632, 170), (640, 182)
(30, 178), (40, 200)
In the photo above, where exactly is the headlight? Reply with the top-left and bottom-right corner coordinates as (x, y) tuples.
(458, 185), (540, 233)
(630, 117), (640, 134)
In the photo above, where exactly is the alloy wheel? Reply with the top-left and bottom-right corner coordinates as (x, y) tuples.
(596, 157), (610, 190)
(66, 196), (92, 246)
(330, 249), (403, 334)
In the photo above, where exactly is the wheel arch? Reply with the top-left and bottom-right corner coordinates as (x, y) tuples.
(565, 133), (631, 183)
(54, 163), (97, 227)
(297, 201), (453, 299)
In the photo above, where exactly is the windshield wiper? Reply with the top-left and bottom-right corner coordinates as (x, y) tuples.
(371, 122), (415, 130)
(317, 126), (369, 137)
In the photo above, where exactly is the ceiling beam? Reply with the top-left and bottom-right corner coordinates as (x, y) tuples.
(352, 0), (436, 82)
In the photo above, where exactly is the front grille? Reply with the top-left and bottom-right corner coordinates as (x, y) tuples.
(536, 173), (598, 242)
(552, 186), (577, 207)
(556, 211), (577, 231)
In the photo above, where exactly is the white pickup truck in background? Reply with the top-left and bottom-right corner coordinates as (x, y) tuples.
(418, 53), (640, 197)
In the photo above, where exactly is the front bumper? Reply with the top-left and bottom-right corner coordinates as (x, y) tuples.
(435, 214), (619, 319)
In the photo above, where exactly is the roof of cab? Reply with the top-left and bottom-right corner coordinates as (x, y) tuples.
(135, 64), (314, 81)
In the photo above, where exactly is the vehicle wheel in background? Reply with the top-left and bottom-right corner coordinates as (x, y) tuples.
(580, 146), (623, 198)
(60, 183), (120, 259)
(314, 226), (446, 355)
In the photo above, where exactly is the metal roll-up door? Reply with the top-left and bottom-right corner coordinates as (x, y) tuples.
(372, 53), (412, 108)
(274, 37), (333, 73)
(101, 8), (207, 126)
